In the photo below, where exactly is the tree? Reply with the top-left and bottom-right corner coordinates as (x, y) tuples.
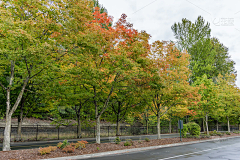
(0, 0), (90, 151)
(171, 16), (211, 51)
(148, 41), (199, 139)
(172, 16), (235, 83)
(58, 8), (151, 144)
(193, 75), (218, 135)
(188, 38), (235, 82)
(105, 87), (144, 136)
(216, 74), (240, 132)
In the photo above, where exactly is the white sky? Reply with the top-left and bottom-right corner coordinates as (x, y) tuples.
(99, 0), (240, 87)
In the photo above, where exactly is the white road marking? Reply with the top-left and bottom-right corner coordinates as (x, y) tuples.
(158, 145), (229, 160)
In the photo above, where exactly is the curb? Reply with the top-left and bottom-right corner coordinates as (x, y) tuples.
(40, 136), (240, 160)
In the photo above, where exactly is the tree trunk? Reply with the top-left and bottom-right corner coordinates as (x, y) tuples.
(205, 113), (209, 135)
(216, 120), (219, 132)
(3, 115), (12, 151)
(77, 116), (81, 138)
(203, 118), (206, 132)
(96, 116), (101, 144)
(2, 61), (28, 151)
(157, 114), (161, 139)
(17, 101), (24, 141)
(146, 119), (148, 135)
(116, 112), (120, 136)
(16, 113), (23, 141)
(227, 116), (230, 132)
(169, 118), (172, 133)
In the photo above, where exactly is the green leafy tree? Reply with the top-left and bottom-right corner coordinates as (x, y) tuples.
(0, 0), (70, 151)
(216, 74), (240, 132)
(171, 16), (211, 51)
(189, 38), (235, 82)
(193, 75), (218, 135)
(172, 17), (235, 83)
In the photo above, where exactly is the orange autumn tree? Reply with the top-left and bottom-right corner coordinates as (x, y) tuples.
(63, 8), (151, 144)
(146, 41), (199, 139)
(89, 10), (151, 144)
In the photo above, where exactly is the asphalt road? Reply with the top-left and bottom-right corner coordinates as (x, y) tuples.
(83, 137), (240, 160)
(0, 133), (180, 150)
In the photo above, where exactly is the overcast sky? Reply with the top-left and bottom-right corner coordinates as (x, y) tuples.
(99, 0), (240, 87)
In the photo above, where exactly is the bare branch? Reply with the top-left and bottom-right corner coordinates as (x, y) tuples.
(24, 56), (31, 77)
(30, 68), (44, 79)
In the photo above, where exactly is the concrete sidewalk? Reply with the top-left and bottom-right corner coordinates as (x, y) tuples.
(40, 136), (240, 160)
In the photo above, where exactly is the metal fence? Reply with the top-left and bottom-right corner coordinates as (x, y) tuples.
(0, 124), (239, 142)
(0, 125), (178, 142)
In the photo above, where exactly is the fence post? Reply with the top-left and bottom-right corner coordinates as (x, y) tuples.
(94, 126), (95, 138)
(108, 126), (109, 137)
(36, 124), (38, 141)
(58, 127), (60, 140)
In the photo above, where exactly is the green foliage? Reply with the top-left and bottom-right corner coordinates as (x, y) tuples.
(233, 131), (240, 134)
(226, 131), (231, 135)
(57, 140), (70, 149)
(187, 122), (201, 136)
(181, 124), (189, 138)
(115, 137), (121, 144)
(124, 139), (133, 146)
(172, 16), (235, 83)
(171, 16), (211, 51)
(186, 134), (199, 139)
(181, 122), (200, 138)
(200, 134), (211, 138)
(145, 138), (150, 142)
(96, 147), (100, 151)
(124, 141), (132, 146)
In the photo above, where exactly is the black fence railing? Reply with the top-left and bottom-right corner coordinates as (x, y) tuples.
(0, 124), (239, 142)
(0, 125), (178, 142)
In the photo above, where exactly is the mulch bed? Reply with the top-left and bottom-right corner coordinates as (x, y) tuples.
(1, 133), (239, 160)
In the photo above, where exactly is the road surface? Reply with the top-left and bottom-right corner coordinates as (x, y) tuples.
(83, 137), (240, 160)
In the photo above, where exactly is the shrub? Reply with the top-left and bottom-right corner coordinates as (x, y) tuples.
(49, 146), (57, 152)
(216, 132), (224, 136)
(58, 140), (70, 149)
(77, 140), (88, 149)
(124, 139), (133, 146)
(186, 134), (199, 139)
(39, 147), (52, 155)
(124, 141), (132, 146)
(145, 138), (150, 142)
(62, 145), (75, 153)
(96, 147), (100, 151)
(115, 137), (121, 144)
(226, 131), (231, 135)
(233, 131), (240, 134)
(57, 142), (63, 148)
(200, 134), (210, 138)
(187, 122), (201, 136)
(181, 124), (188, 138)
(138, 140), (142, 144)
